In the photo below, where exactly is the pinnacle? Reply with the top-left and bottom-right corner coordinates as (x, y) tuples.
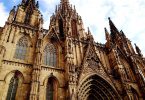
(61, 0), (69, 3)
(108, 17), (119, 34)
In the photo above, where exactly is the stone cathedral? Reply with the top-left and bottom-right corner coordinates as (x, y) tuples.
(0, 0), (145, 100)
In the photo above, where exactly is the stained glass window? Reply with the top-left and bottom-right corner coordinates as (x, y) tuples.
(14, 36), (28, 60)
(44, 44), (57, 67)
(6, 75), (19, 100)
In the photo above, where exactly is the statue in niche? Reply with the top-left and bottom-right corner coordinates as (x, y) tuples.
(69, 72), (77, 83)
(69, 65), (77, 83)
(70, 89), (76, 100)
(34, 38), (42, 65)
(66, 39), (73, 63)
(112, 48), (121, 64)
(67, 39), (73, 54)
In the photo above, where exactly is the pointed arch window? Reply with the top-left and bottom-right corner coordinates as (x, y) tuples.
(46, 79), (54, 100)
(59, 18), (64, 36)
(46, 77), (58, 100)
(6, 74), (19, 100)
(14, 36), (28, 60)
(71, 19), (77, 37)
(44, 44), (57, 67)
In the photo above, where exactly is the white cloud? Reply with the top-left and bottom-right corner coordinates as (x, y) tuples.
(0, 3), (8, 27)
(0, 0), (145, 56)
(69, 0), (145, 55)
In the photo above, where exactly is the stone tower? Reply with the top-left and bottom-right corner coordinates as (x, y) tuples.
(0, 0), (145, 100)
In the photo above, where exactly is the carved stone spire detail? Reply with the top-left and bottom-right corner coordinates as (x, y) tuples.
(61, 0), (69, 3)
(135, 43), (143, 57)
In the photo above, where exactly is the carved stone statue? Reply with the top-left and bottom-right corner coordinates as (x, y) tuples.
(67, 39), (73, 54)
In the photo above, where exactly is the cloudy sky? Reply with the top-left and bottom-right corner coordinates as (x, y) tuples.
(0, 0), (145, 55)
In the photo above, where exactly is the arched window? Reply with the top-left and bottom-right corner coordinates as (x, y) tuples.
(14, 36), (28, 60)
(46, 77), (58, 100)
(59, 18), (64, 37)
(44, 44), (57, 67)
(71, 19), (77, 37)
(6, 73), (19, 100)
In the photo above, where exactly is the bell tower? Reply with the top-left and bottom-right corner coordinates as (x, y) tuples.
(44, 0), (86, 99)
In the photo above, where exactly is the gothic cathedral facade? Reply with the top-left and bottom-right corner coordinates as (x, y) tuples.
(0, 0), (145, 100)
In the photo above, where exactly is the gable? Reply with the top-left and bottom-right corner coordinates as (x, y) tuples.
(77, 43), (110, 82)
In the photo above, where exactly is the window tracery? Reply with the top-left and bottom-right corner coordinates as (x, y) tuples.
(14, 36), (28, 60)
(44, 43), (57, 67)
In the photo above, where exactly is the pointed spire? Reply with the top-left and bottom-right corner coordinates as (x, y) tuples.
(74, 5), (76, 12)
(134, 43), (143, 57)
(120, 30), (126, 37)
(55, 5), (58, 13)
(36, 1), (39, 8)
(104, 28), (110, 41)
(108, 17), (120, 42)
(87, 27), (94, 42)
(108, 17), (119, 34)
(88, 27), (91, 35)
(10, 6), (16, 13)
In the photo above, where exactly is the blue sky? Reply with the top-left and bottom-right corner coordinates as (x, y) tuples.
(0, 0), (145, 56)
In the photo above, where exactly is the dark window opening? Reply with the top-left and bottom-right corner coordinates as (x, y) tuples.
(71, 19), (77, 37)
(6, 74), (19, 100)
(59, 19), (64, 38)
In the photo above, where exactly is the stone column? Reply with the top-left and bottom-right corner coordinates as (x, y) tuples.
(30, 38), (42, 100)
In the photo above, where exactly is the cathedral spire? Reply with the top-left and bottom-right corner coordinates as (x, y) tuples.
(108, 17), (120, 42)
(134, 43), (143, 57)
(108, 17), (119, 34)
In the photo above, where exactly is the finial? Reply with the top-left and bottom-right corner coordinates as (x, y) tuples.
(120, 30), (126, 37)
(36, 1), (39, 8)
(104, 28), (110, 41)
(74, 5), (76, 10)
(88, 27), (90, 34)
(108, 17), (111, 20)
(104, 27), (108, 33)
(22, 0), (26, 4)
(134, 43), (143, 57)
(55, 5), (58, 13)
(10, 6), (16, 12)
(13, 6), (16, 10)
